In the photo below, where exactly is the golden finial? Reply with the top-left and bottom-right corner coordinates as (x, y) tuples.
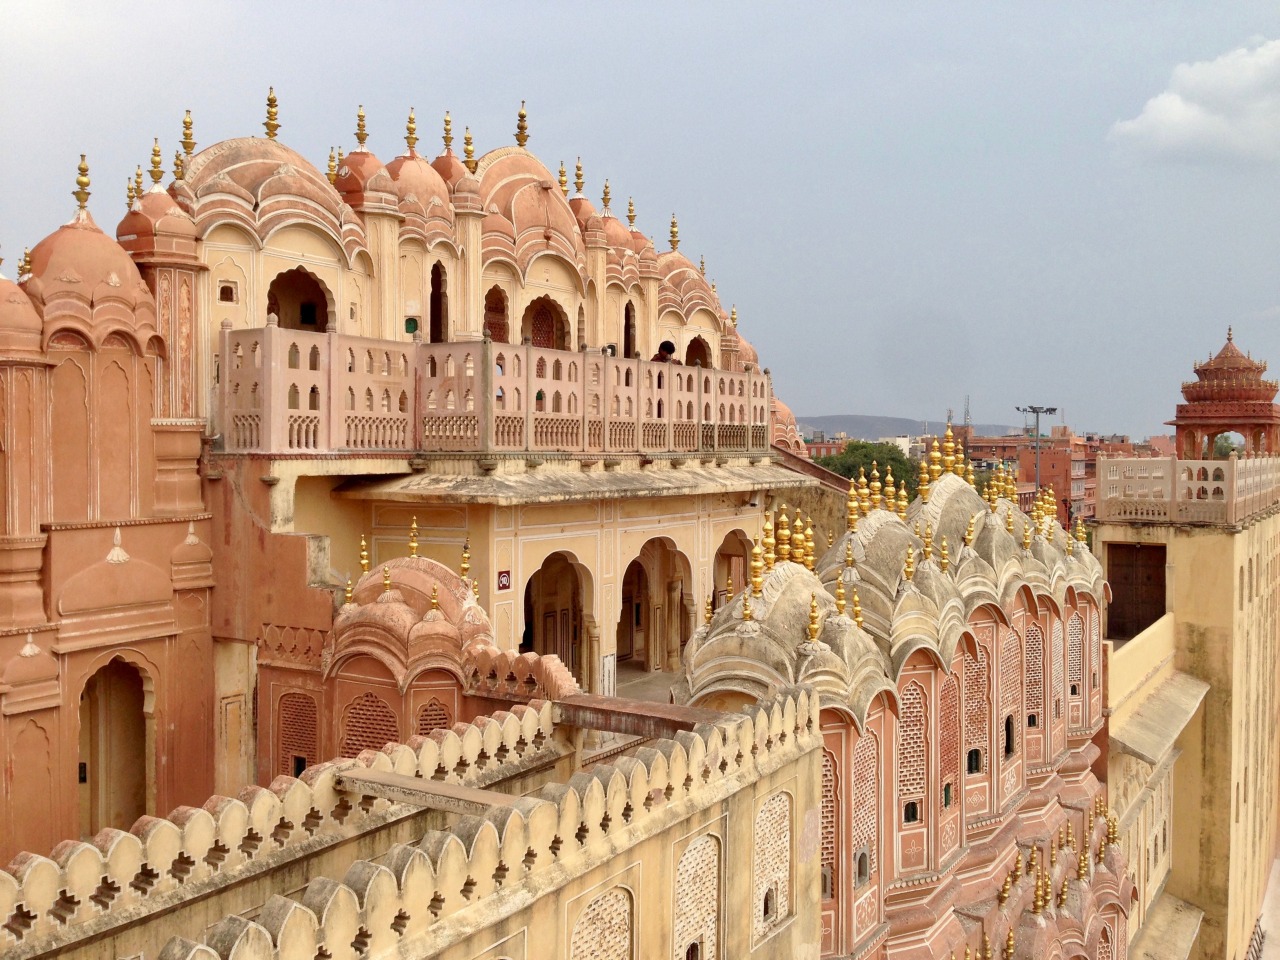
(173, 149), (185, 181)
(929, 439), (943, 481)
(460, 536), (471, 579)
(1057, 878), (1068, 908)
(1005, 926), (1017, 957)
(1107, 813), (1118, 845)
(777, 506), (792, 563)
(1022, 516), (1032, 551)
(998, 870), (1011, 905)
(670, 213), (679, 251)
(953, 442), (966, 477)
(869, 461), (882, 510)
(730, 305), (738, 326)
(601, 179), (611, 210)
(762, 515), (776, 570)
(851, 585), (864, 629)
(742, 589), (753, 622)
(126, 176), (135, 211)
(897, 481), (908, 519)
(923, 522), (934, 561)
(337, 146), (345, 168)
(382, 565), (392, 591)
(804, 517), (816, 571)
(405, 107), (418, 151)
(327, 147), (338, 185)
(18, 248), (30, 279)
(1065, 820), (1074, 849)
(845, 539), (854, 572)
(430, 585), (440, 610)
(149, 137), (165, 185)
(700, 255), (706, 275)
(134, 165), (144, 201)
(966, 460), (976, 487)
(1078, 845), (1089, 877)
(790, 518), (805, 567)
(181, 109), (196, 156)
(914, 520), (921, 539)
(408, 516), (418, 557)
(966, 948), (972, 960)
(344, 577), (353, 604)
(982, 932), (992, 960)
(835, 575), (846, 616)
(857, 467), (871, 516)
(558, 162), (568, 197)
(1050, 838), (1058, 867)
(903, 546), (915, 582)
(704, 595), (713, 624)
(724, 573), (733, 600)
(1096, 839), (1105, 866)
(883, 464), (895, 504)
(359, 535), (370, 573)
(1075, 516), (1087, 543)
(574, 157), (584, 194)
(918, 458), (931, 503)
(1005, 508), (1015, 536)
(1014, 850), (1023, 874)
(627, 196), (636, 228)
(515, 100), (529, 147)
(354, 104), (368, 147)
(942, 423), (956, 474)
(939, 536), (950, 573)
(750, 537), (764, 597)
(847, 477), (859, 531)
(472, 577), (480, 598)
(827, 531), (834, 549)
(965, 513), (977, 547)
(463, 128), (477, 173)
(1028, 844), (1038, 872)
(264, 87), (280, 139)
(808, 593), (820, 642)
(442, 111), (453, 150)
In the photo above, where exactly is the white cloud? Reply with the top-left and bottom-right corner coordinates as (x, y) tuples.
(1110, 37), (1280, 162)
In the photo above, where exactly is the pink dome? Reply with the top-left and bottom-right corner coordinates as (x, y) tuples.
(386, 151), (451, 209)
(0, 273), (43, 358)
(432, 149), (468, 188)
(335, 148), (395, 197)
(28, 211), (153, 317)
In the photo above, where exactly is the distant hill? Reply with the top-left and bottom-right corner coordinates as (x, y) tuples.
(797, 414), (1020, 441)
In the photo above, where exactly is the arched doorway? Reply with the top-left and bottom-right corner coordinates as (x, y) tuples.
(267, 267), (330, 331)
(79, 658), (149, 836)
(521, 296), (569, 350)
(684, 335), (712, 368)
(712, 529), (753, 610)
(429, 262), (449, 342)
(616, 559), (648, 663)
(523, 552), (587, 680)
(484, 286), (509, 342)
(623, 302), (638, 359)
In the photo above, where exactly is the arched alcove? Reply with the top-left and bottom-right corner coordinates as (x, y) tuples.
(267, 268), (331, 331)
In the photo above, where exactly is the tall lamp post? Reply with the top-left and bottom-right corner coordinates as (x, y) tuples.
(1016, 405), (1058, 492)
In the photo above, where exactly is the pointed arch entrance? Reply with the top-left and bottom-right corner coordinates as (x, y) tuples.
(521, 296), (569, 350)
(712, 528), (753, 610)
(684, 335), (712, 369)
(429, 262), (449, 342)
(266, 267), (331, 331)
(615, 538), (693, 675)
(523, 551), (591, 682)
(79, 657), (150, 836)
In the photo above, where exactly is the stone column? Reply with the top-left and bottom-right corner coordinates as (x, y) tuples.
(666, 579), (682, 670)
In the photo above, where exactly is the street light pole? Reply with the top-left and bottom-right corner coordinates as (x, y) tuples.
(1016, 405), (1058, 493)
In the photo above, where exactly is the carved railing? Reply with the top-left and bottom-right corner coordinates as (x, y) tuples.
(218, 322), (772, 458)
(1096, 454), (1280, 525)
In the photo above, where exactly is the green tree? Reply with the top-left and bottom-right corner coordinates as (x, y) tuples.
(816, 441), (919, 499)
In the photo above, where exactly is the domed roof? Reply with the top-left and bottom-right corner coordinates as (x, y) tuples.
(0, 268), (42, 358)
(477, 148), (586, 268)
(1181, 327), (1278, 403)
(386, 150), (451, 210)
(116, 186), (198, 263)
(27, 208), (155, 336)
(335, 147), (396, 200)
(432, 149), (468, 188)
(184, 136), (335, 204)
(600, 210), (632, 249)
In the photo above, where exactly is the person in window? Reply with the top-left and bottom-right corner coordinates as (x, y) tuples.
(651, 340), (680, 363)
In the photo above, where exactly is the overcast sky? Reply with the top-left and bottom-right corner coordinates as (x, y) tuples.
(5, 2), (1280, 438)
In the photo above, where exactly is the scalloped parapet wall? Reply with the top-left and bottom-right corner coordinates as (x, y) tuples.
(462, 644), (583, 700)
(1, 700), (561, 956)
(74, 687), (817, 960)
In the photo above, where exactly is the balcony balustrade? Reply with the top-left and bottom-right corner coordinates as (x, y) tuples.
(1095, 454), (1280, 525)
(218, 321), (772, 458)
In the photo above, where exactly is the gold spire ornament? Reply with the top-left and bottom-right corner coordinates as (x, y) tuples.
(939, 536), (950, 573)
(857, 467), (871, 516)
(344, 578), (353, 604)
(777, 506), (792, 563)
(601, 179), (611, 210)
(750, 537), (764, 597)
(1107, 813), (1118, 845)
(896, 483), (908, 525)
(804, 517), (816, 571)
(558, 162), (568, 196)
(869, 461), (882, 510)
(942, 423), (956, 474)
(1078, 845), (1089, 878)
(670, 213), (679, 251)
(463, 128), (477, 173)
(903, 546), (915, 582)
(460, 536), (471, 579)
(405, 107), (418, 151)
(382, 565), (392, 591)
(965, 513), (977, 547)
(1006, 508), (1015, 536)
(851, 586), (864, 629)
(73, 155), (91, 211)
(807, 593), (820, 642)
(742, 589), (753, 622)
(1075, 516), (1087, 543)
(763, 515), (776, 570)
(430, 585), (441, 610)
(359, 535), (370, 573)
(982, 932), (992, 960)
(998, 871), (1011, 905)
(966, 460), (976, 486)
(126, 177), (135, 211)
(443, 111), (453, 150)
(18, 248), (30, 279)
(704, 595), (713, 624)
(355, 105), (368, 147)
(173, 149), (185, 181)
(884, 464), (895, 504)
(847, 477), (860, 532)
(627, 197), (636, 228)
(574, 157), (584, 194)
(408, 516), (418, 557)
(791, 519), (805, 568)
(181, 108), (196, 156)
(835, 576), (847, 616)
(149, 138), (165, 185)
(923, 523), (934, 561)
(1022, 516), (1032, 551)
(954, 442), (966, 477)
(327, 147), (338, 185)
(699, 255), (706, 275)
(264, 87), (280, 139)
(918, 458), (931, 503)
(1005, 926), (1016, 957)
(134, 165), (144, 201)
(515, 100), (529, 147)
(929, 439), (943, 481)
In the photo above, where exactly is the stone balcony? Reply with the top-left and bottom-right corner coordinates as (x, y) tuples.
(1095, 453), (1280, 526)
(217, 321), (772, 459)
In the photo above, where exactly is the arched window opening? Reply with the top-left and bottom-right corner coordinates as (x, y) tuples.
(856, 851), (870, 886)
(483, 286), (508, 342)
(308, 386), (320, 411)
(308, 345), (320, 371)
(219, 283), (236, 303)
(429, 262), (448, 342)
(967, 748), (982, 774)
(820, 864), (834, 901)
(1004, 715), (1015, 758)
(623, 302), (637, 359)
(521, 295), (568, 350)
(496, 386), (505, 410)
(287, 343), (300, 369)
(287, 384), (300, 410)
(762, 886), (778, 923)
(903, 801), (919, 823)
(685, 942), (701, 960)
(685, 335), (712, 368)
(267, 267), (329, 331)
(1027, 713), (1038, 728)
(345, 387), (355, 410)
(943, 783), (953, 807)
